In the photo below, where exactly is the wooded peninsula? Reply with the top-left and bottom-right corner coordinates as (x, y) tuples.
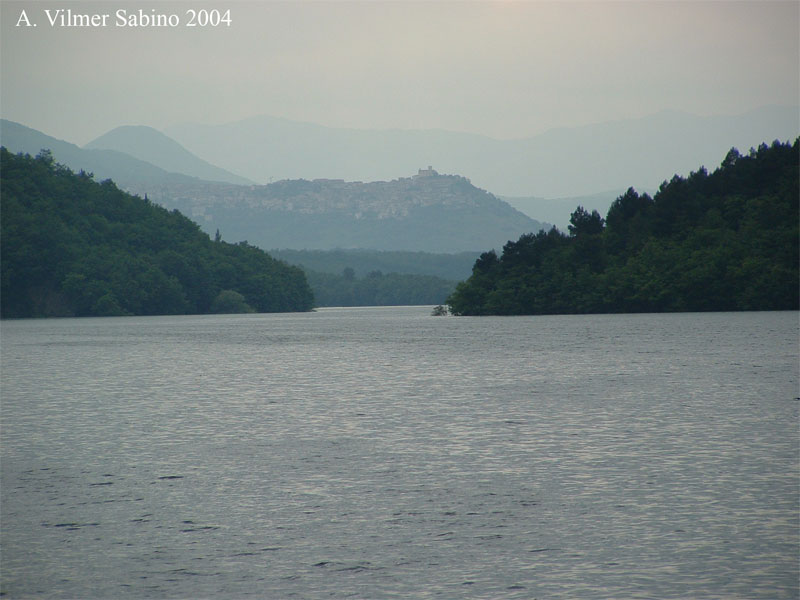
(447, 139), (799, 315)
(0, 148), (314, 318)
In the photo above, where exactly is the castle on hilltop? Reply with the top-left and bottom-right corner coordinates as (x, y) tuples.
(414, 166), (438, 178)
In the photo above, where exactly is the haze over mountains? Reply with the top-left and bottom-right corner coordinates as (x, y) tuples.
(149, 170), (544, 253)
(164, 105), (799, 198)
(1, 120), (254, 188)
(0, 120), (201, 189)
(2, 104), (797, 250)
(0, 119), (545, 253)
(85, 126), (253, 186)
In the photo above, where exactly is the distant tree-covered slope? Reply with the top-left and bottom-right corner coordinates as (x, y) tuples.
(447, 139), (799, 315)
(305, 268), (456, 307)
(269, 248), (479, 281)
(267, 249), (471, 307)
(0, 148), (313, 318)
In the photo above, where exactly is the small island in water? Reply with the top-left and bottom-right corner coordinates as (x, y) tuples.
(447, 139), (799, 316)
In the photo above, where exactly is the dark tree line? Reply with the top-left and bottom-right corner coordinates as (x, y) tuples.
(305, 268), (456, 307)
(447, 139), (799, 315)
(269, 248), (478, 282)
(1, 148), (314, 317)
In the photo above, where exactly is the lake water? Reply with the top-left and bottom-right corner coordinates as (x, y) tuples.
(1, 307), (798, 599)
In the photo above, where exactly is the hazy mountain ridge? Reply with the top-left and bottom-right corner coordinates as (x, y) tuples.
(9, 111), (795, 253)
(165, 106), (800, 198)
(0, 120), (202, 189)
(253, 173), (522, 218)
(1, 120), (546, 254)
(85, 125), (254, 185)
(149, 171), (548, 253)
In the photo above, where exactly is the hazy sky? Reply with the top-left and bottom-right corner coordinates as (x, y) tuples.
(1, 0), (798, 145)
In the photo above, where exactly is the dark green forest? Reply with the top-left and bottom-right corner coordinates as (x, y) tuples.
(0, 148), (314, 318)
(447, 139), (799, 316)
(268, 249), (471, 307)
(269, 248), (478, 281)
(305, 268), (456, 307)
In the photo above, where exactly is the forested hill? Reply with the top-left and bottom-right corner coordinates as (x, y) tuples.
(447, 139), (799, 316)
(0, 148), (314, 318)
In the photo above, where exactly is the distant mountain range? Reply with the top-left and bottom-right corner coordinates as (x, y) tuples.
(2, 107), (796, 252)
(0, 119), (545, 253)
(1, 120), (201, 188)
(0, 120), (250, 188)
(164, 105), (800, 198)
(85, 125), (252, 185)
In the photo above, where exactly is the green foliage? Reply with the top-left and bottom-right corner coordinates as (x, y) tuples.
(447, 139), (799, 315)
(0, 148), (314, 318)
(210, 290), (254, 314)
(304, 268), (456, 307)
(568, 206), (605, 236)
(267, 248), (470, 307)
(268, 248), (479, 281)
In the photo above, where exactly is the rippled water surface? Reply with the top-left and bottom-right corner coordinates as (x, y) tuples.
(2, 308), (798, 599)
